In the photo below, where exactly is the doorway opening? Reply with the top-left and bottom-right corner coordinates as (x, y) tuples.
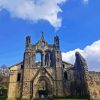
(38, 80), (48, 98)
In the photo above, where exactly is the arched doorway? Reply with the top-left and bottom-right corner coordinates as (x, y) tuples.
(32, 76), (53, 99)
(38, 80), (48, 98)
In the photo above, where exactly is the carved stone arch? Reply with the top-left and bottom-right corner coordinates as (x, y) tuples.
(38, 76), (53, 95)
(31, 68), (54, 84)
(34, 50), (44, 67)
(31, 74), (53, 98)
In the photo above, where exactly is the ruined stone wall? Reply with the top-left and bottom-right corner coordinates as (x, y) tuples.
(22, 66), (65, 99)
(8, 64), (22, 100)
(88, 71), (100, 99)
(63, 62), (75, 96)
(8, 35), (100, 100)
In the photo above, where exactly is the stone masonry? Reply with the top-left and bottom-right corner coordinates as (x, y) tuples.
(7, 33), (100, 100)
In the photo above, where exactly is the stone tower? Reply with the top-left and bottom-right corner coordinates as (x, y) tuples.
(22, 33), (64, 99)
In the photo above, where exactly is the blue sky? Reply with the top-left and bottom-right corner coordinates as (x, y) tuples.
(0, 0), (100, 71)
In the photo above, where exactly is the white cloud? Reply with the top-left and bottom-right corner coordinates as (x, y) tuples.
(83, 0), (88, 4)
(62, 40), (100, 71)
(0, 0), (66, 29)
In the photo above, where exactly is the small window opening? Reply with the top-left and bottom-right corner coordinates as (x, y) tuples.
(63, 64), (65, 68)
(17, 73), (21, 81)
(57, 51), (59, 55)
(21, 65), (24, 69)
(41, 42), (45, 47)
(64, 71), (68, 80)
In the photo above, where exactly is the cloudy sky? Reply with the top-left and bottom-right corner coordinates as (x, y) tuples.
(0, 0), (100, 71)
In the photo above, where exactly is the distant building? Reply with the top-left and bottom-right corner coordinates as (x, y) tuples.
(7, 33), (100, 100)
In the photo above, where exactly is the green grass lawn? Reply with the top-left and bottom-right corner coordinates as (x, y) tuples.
(53, 97), (88, 100)
(0, 97), (7, 100)
(54, 99), (88, 100)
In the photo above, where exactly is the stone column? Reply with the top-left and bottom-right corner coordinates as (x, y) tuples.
(22, 68), (31, 99)
(42, 53), (45, 66)
(48, 53), (51, 67)
(33, 54), (35, 67)
(22, 81), (31, 99)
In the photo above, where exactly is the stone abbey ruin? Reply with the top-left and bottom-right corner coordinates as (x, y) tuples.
(8, 33), (100, 100)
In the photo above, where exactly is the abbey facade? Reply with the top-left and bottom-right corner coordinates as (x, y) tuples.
(8, 33), (100, 100)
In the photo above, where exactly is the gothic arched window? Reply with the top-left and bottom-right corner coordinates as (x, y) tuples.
(45, 51), (52, 67)
(41, 41), (45, 47)
(35, 52), (42, 67)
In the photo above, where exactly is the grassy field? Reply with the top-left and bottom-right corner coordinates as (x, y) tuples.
(54, 99), (88, 100)
(54, 98), (88, 100)
(0, 97), (7, 100)
(53, 97), (88, 100)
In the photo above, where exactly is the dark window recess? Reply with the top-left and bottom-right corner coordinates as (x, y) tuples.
(57, 58), (59, 62)
(21, 65), (24, 69)
(64, 71), (68, 80)
(63, 64), (65, 68)
(17, 73), (21, 81)
(57, 51), (59, 55)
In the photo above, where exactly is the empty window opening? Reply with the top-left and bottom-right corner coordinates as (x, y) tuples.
(21, 65), (24, 69)
(63, 64), (65, 68)
(41, 42), (45, 47)
(35, 52), (42, 67)
(45, 51), (52, 67)
(64, 71), (68, 80)
(17, 73), (21, 82)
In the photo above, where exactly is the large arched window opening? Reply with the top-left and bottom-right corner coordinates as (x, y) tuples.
(35, 52), (42, 67)
(45, 50), (52, 67)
